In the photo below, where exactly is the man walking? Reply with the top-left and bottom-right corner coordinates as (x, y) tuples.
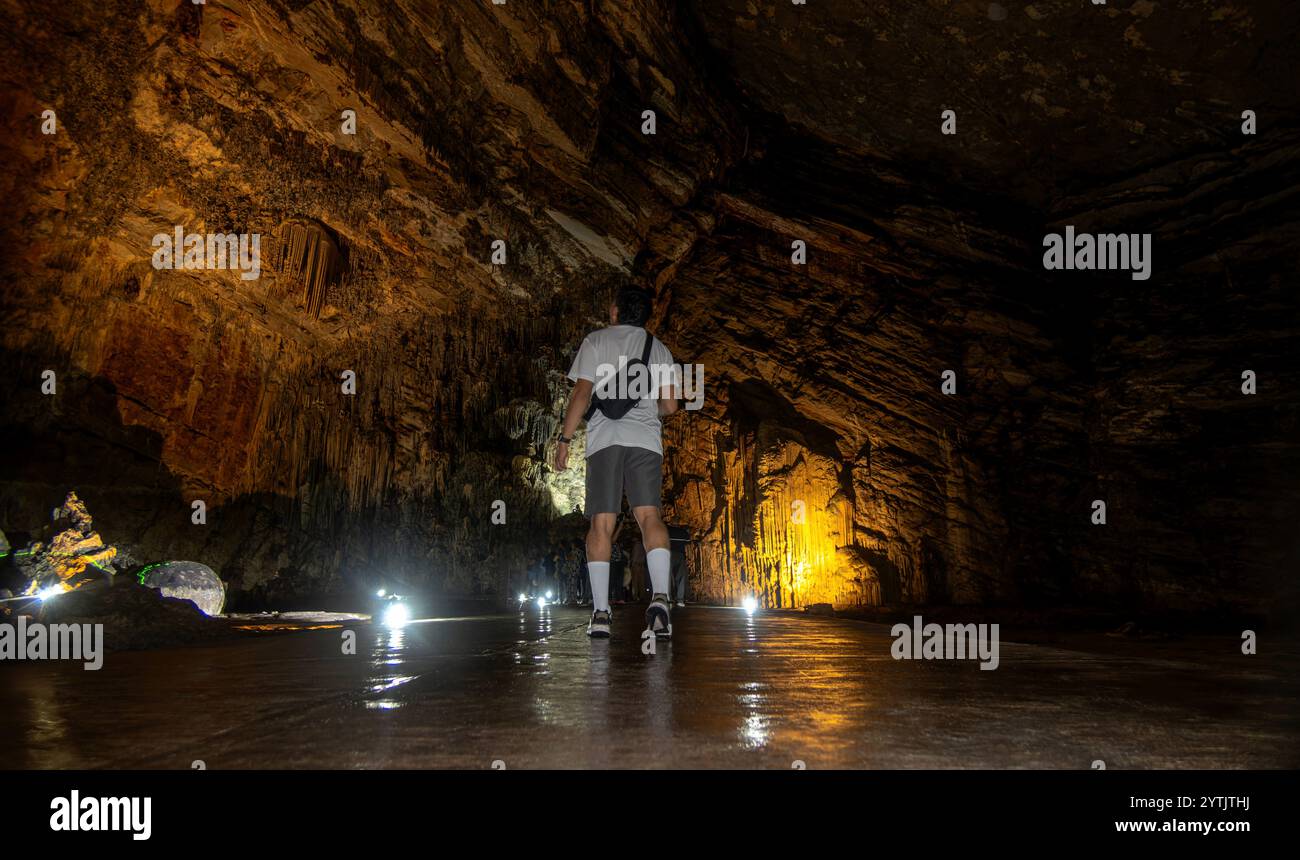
(551, 284), (680, 640)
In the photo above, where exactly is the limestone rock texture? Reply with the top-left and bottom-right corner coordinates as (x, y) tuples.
(1, 1), (1296, 617)
(140, 560), (226, 616)
(11, 491), (127, 596)
(38, 577), (233, 650)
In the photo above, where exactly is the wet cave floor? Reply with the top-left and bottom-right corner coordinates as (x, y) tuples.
(1, 606), (1296, 769)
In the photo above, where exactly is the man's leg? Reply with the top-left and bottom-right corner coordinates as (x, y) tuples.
(585, 447), (627, 615)
(632, 506), (672, 596)
(586, 514), (615, 611)
(624, 447), (671, 599)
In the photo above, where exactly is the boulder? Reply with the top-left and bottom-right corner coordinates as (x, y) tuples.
(139, 561), (226, 616)
(38, 578), (232, 650)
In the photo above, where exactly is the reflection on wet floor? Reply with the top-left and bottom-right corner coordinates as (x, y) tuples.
(1, 605), (1296, 769)
(366, 625), (416, 710)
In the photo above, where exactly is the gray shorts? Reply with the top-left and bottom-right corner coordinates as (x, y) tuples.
(585, 446), (663, 516)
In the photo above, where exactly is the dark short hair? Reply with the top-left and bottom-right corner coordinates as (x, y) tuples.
(615, 285), (653, 327)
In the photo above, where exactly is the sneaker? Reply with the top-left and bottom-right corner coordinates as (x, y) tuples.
(675, 601), (685, 608)
(587, 609), (611, 638)
(645, 593), (672, 640)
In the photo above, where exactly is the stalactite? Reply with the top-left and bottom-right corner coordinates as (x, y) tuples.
(273, 219), (344, 319)
(184, 290), (587, 597)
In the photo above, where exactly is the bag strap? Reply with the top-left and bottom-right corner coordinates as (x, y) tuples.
(581, 330), (656, 423)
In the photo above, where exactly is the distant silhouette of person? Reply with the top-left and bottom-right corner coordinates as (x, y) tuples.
(667, 524), (691, 606)
(572, 540), (589, 604)
(609, 542), (627, 603)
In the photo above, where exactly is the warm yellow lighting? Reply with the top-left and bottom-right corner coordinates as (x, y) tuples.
(705, 439), (857, 609)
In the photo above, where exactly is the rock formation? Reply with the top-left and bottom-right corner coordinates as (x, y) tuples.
(0, 1), (1296, 618)
(37, 577), (233, 650)
(139, 560), (227, 617)
(9, 492), (130, 597)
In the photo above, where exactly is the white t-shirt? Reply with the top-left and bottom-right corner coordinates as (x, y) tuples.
(567, 325), (678, 458)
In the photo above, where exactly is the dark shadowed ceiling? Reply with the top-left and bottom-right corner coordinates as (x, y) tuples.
(696, 0), (1298, 204)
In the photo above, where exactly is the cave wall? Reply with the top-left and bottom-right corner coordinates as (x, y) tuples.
(1, 0), (1296, 615)
(657, 124), (1300, 616)
(0, 0), (736, 605)
(655, 131), (1086, 610)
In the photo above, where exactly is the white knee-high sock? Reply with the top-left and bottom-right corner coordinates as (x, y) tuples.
(587, 561), (610, 612)
(647, 548), (671, 597)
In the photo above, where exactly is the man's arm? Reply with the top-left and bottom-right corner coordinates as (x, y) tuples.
(552, 378), (593, 471)
(656, 353), (681, 416)
(657, 382), (680, 417)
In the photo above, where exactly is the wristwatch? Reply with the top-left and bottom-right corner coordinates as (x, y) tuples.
(557, 433), (572, 444)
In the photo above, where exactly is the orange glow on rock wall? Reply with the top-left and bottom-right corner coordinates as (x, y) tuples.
(658, 370), (992, 611)
(738, 438), (851, 608)
(666, 417), (892, 610)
